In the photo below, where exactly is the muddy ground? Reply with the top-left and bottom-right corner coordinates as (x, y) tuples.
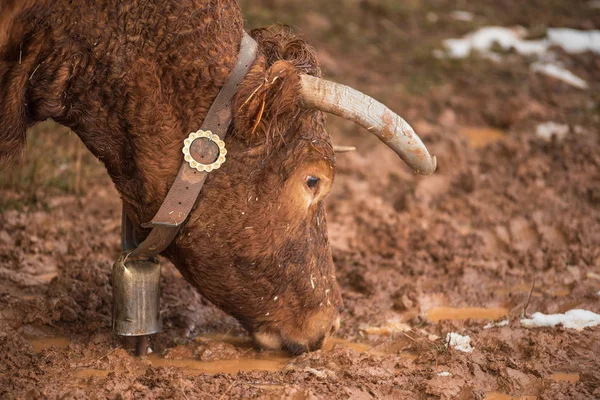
(1, 1), (599, 399)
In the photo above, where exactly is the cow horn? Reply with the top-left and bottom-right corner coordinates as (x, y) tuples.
(299, 75), (437, 175)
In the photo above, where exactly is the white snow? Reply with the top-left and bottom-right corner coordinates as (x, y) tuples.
(438, 371), (452, 377)
(443, 26), (547, 58)
(531, 62), (588, 89)
(535, 122), (570, 141)
(521, 309), (600, 331)
(445, 332), (474, 353)
(439, 27), (598, 91)
(483, 319), (509, 330)
(441, 26), (600, 59)
(547, 28), (600, 54)
(442, 26), (546, 58)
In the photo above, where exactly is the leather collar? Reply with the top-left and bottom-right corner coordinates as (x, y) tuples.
(122, 32), (258, 258)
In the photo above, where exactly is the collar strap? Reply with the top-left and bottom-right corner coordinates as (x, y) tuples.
(122, 33), (258, 258)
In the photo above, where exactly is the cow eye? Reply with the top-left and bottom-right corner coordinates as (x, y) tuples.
(306, 176), (320, 190)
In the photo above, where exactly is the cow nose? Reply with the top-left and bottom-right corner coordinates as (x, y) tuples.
(254, 310), (341, 355)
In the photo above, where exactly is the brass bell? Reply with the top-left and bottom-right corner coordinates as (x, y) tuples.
(112, 254), (162, 339)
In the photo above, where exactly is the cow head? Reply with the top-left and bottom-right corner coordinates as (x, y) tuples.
(170, 31), (343, 354)
(167, 29), (436, 354)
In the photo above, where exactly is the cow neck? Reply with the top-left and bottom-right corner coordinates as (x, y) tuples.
(121, 32), (259, 259)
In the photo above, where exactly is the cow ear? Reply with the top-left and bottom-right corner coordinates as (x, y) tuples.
(232, 60), (301, 145)
(0, 64), (29, 168)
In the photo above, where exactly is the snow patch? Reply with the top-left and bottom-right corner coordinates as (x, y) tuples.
(442, 26), (547, 59)
(531, 62), (588, 89)
(536, 122), (570, 141)
(547, 28), (600, 54)
(439, 27), (599, 91)
(445, 333), (474, 353)
(521, 309), (600, 331)
(441, 26), (600, 59)
(483, 319), (509, 330)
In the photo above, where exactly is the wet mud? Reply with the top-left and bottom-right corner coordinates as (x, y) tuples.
(1, 1), (599, 399)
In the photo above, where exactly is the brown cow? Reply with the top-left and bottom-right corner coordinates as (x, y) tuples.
(0, 0), (435, 354)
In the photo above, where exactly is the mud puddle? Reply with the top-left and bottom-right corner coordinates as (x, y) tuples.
(24, 334), (409, 376)
(458, 127), (509, 148)
(25, 336), (70, 352)
(550, 372), (580, 383)
(484, 394), (537, 400)
(148, 337), (417, 375)
(147, 353), (288, 375)
(426, 306), (509, 323)
(152, 336), (416, 375)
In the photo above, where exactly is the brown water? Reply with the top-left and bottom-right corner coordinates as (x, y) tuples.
(147, 353), (288, 375)
(484, 394), (536, 400)
(459, 127), (508, 148)
(24, 334), (401, 376)
(146, 336), (401, 375)
(551, 372), (580, 383)
(21, 337), (578, 393)
(26, 336), (70, 352)
(37, 272), (58, 282)
(426, 307), (509, 323)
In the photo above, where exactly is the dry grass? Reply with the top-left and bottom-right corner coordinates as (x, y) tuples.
(0, 120), (105, 209)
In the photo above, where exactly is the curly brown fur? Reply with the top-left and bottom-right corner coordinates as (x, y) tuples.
(232, 27), (325, 152)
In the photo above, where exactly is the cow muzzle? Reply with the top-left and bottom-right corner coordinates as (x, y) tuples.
(253, 308), (341, 355)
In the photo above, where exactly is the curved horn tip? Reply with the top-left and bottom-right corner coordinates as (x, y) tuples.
(416, 155), (437, 175)
(428, 155), (438, 175)
(299, 75), (437, 175)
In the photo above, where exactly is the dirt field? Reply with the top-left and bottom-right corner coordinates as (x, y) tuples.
(1, 1), (599, 399)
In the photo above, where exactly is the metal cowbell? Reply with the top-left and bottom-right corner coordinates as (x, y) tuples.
(112, 254), (162, 337)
